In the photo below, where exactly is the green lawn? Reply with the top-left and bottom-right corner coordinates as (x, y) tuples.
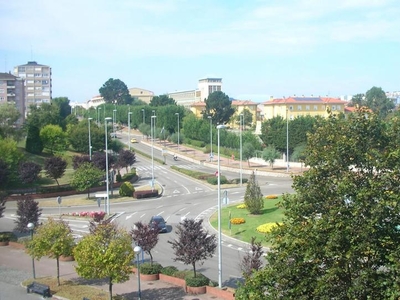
(210, 197), (284, 247)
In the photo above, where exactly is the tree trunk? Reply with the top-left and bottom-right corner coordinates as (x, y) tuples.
(109, 276), (113, 300)
(56, 257), (60, 286)
(193, 262), (197, 278)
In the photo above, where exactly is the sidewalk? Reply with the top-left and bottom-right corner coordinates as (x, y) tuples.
(0, 244), (228, 300)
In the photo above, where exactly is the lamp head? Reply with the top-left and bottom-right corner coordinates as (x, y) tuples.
(27, 222), (34, 230)
(134, 245), (142, 254)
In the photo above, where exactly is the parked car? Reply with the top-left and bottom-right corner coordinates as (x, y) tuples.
(130, 138), (137, 143)
(149, 215), (167, 233)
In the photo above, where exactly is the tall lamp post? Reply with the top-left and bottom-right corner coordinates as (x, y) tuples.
(104, 117), (112, 214)
(208, 115), (213, 161)
(113, 109), (117, 137)
(286, 106), (290, 172)
(239, 114), (243, 186)
(97, 107), (101, 126)
(216, 124), (226, 288)
(88, 117), (92, 160)
(175, 113), (180, 152)
(151, 115), (157, 190)
(128, 112), (132, 151)
(134, 246), (142, 299)
(27, 222), (36, 279)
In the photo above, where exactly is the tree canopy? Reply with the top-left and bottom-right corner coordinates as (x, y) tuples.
(240, 108), (400, 299)
(130, 221), (159, 264)
(99, 78), (132, 105)
(203, 91), (235, 125)
(149, 94), (176, 106)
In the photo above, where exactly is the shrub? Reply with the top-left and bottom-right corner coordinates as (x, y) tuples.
(133, 190), (158, 199)
(231, 218), (246, 225)
(160, 266), (179, 276)
(206, 175), (228, 185)
(185, 273), (210, 287)
(256, 222), (283, 233)
(174, 270), (192, 279)
(122, 170), (136, 181)
(236, 203), (247, 209)
(140, 262), (163, 275)
(0, 232), (16, 242)
(265, 194), (278, 199)
(119, 182), (135, 197)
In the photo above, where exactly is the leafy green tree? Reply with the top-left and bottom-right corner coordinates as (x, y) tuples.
(150, 94), (176, 106)
(242, 142), (255, 166)
(26, 218), (75, 286)
(245, 108), (400, 299)
(262, 145), (280, 168)
(70, 162), (103, 198)
(365, 86), (394, 118)
(130, 221), (159, 264)
(74, 222), (134, 300)
(260, 116), (286, 152)
(0, 138), (24, 184)
(99, 78), (132, 105)
(14, 195), (42, 232)
(168, 218), (216, 277)
(0, 160), (9, 188)
(203, 91), (235, 125)
(44, 156), (67, 186)
(0, 104), (22, 139)
(0, 191), (6, 218)
(52, 97), (71, 120)
(40, 124), (68, 154)
(244, 171), (263, 214)
(236, 108), (253, 129)
(18, 161), (42, 184)
(291, 143), (307, 162)
(67, 120), (104, 153)
(348, 93), (364, 107)
(25, 125), (43, 154)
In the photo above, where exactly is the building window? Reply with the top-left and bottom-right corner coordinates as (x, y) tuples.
(18, 67), (25, 72)
(27, 74), (34, 77)
(314, 105), (318, 110)
(306, 105), (310, 110)
(297, 105), (302, 110)
(27, 87), (34, 90)
(331, 105), (336, 111)
(35, 67), (41, 71)
(42, 80), (49, 84)
(289, 106), (293, 111)
(337, 105), (341, 110)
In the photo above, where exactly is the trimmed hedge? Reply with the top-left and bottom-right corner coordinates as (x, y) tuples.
(207, 176), (228, 185)
(119, 182), (135, 197)
(185, 273), (210, 287)
(140, 262), (163, 275)
(160, 266), (179, 276)
(134, 190), (158, 199)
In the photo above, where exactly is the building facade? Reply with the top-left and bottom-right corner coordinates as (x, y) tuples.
(168, 78), (223, 107)
(263, 96), (348, 120)
(128, 87), (154, 104)
(13, 61), (52, 115)
(0, 72), (25, 125)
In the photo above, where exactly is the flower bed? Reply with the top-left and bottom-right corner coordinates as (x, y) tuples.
(63, 211), (106, 220)
(256, 222), (282, 233)
(230, 218), (245, 225)
(236, 204), (247, 209)
(265, 195), (278, 199)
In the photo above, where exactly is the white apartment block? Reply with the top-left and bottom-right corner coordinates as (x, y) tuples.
(13, 61), (52, 115)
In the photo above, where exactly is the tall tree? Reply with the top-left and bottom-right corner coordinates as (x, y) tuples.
(52, 97), (71, 120)
(239, 237), (264, 278)
(262, 145), (280, 168)
(74, 222), (134, 300)
(40, 124), (68, 154)
(244, 108), (400, 299)
(149, 94), (176, 107)
(236, 108), (253, 129)
(99, 78), (132, 105)
(0, 138), (24, 184)
(0, 103), (21, 139)
(242, 142), (255, 167)
(14, 196), (42, 232)
(130, 221), (159, 264)
(347, 93), (364, 107)
(0, 159), (10, 188)
(67, 120), (104, 153)
(26, 218), (75, 286)
(44, 156), (67, 186)
(168, 218), (216, 277)
(70, 162), (103, 198)
(116, 149), (136, 172)
(365, 86), (394, 118)
(203, 91), (235, 125)
(244, 171), (263, 214)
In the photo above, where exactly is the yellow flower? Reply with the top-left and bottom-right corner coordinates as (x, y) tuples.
(265, 195), (278, 199)
(256, 222), (282, 233)
(230, 218), (246, 225)
(236, 204), (247, 209)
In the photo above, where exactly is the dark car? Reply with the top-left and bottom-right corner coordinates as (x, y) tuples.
(149, 215), (167, 233)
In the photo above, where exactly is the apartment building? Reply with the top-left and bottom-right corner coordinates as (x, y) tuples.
(13, 61), (52, 115)
(0, 72), (25, 125)
(263, 96), (348, 120)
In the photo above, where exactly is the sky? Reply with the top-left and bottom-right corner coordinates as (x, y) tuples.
(1, 0), (399, 104)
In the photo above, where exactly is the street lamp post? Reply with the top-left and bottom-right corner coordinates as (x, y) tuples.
(113, 109), (117, 137)
(286, 107), (290, 172)
(97, 107), (101, 126)
(88, 117), (92, 160)
(151, 115), (157, 191)
(175, 113), (180, 152)
(208, 116), (213, 161)
(128, 112), (132, 151)
(133, 246), (142, 299)
(217, 124), (226, 288)
(239, 114), (243, 186)
(27, 222), (36, 279)
(104, 117), (112, 214)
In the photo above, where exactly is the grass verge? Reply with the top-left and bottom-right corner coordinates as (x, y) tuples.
(210, 197), (284, 247)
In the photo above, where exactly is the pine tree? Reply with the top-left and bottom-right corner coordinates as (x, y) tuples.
(244, 171), (263, 214)
(14, 195), (42, 232)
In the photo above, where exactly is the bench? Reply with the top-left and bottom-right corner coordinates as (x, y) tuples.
(27, 282), (51, 298)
